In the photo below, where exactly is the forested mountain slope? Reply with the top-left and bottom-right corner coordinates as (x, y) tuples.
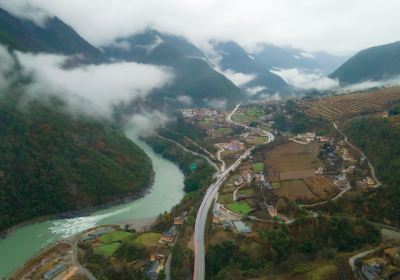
(330, 41), (400, 84)
(0, 89), (153, 231)
(104, 30), (244, 107)
(0, 8), (103, 62)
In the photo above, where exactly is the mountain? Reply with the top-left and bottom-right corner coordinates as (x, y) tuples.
(0, 8), (103, 62)
(211, 41), (289, 96)
(0, 88), (153, 231)
(104, 30), (244, 107)
(330, 41), (400, 85)
(0, 10), (153, 230)
(254, 44), (347, 74)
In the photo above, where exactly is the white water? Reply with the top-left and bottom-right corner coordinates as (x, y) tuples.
(0, 127), (185, 278)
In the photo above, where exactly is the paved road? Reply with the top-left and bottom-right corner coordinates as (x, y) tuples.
(193, 104), (274, 280)
(153, 132), (220, 172)
(70, 235), (97, 280)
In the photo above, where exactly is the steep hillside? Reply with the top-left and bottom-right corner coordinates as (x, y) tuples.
(0, 8), (103, 62)
(104, 30), (244, 107)
(343, 115), (400, 225)
(0, 90), (153, 231)
(212, 41), (289, 95)
(330, 41), (400, 85)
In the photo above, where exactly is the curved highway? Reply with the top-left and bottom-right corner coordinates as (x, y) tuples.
(193, 104), (274, 280)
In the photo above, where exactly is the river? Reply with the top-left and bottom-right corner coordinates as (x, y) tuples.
(0, 127), (185, 279)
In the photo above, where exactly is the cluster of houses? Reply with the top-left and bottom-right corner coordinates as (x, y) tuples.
(360, 246), (400, 280)
(220, 140), (246, 152)
(146, 253), (166, 280)
(291, 132), (330, 144)
(212, 202), (252, 234)
(158, 212), (188, 244)
(181, 108), (218, 118)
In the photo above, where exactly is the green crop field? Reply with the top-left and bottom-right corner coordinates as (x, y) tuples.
(218, 193), (233, 204)
(252, 162), (265, 172)
(99, 231), (133, 244)
(232, 107), (264, 124)
(94, 242), (121, 257)
(226, 201), (252, 215)
(130, 232), (161, 247)
(238, 188), (255, 197)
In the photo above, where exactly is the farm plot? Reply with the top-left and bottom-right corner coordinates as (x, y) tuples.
(238, 188), (255, 197)
(264, 142), (322, 182)
(304, 177), (338, 199)
(93, 230), (134, 257)
(301, 87), (400, 121)
(129, 232), (161, 247)
(272, 179), (317, 201)
(94, 242), (121, 257)
(226, 201), (253, 215)
(99, 231), (133, 243)
(219, 193), (233, 204)
(232, 106), (265, 125)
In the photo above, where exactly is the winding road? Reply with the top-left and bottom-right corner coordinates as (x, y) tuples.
(193, 104), (274, 280)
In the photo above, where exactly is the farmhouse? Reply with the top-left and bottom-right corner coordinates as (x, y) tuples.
(146, 260), (161, 280)
(361, 258), (386, 280)
(297, 132), (316, 143)
(226, 140), (245, 151)
(44, 264), (66, 280)
(159, 225), (177, 244)
(316, 136), (330, 142)
(150, 253), (165, 264)
(315, 167), (324, 175)
(233, 221), (252, 234)
(366, 177), (375, 185)
(334, 174), (347, 187)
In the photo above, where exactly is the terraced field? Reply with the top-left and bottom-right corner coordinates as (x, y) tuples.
(301, 87), (400, 121)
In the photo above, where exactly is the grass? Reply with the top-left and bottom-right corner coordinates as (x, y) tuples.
(214, 127), (232, 137)
(232, 106), (264, 125)
(252, 162), (265, 172)
(130, 232), (161, 247)
(306, 264), (337, 280)
(226, 201), (252, 215)
(271, 181), (281, 189)
(99, 231), (133, 244)
(273, 179), (317, 201)
(94, 242), (121, 257)
(238, 188), (255, 197)
(218, 193), (233, 204)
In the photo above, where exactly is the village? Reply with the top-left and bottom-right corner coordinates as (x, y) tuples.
(178, 103), (381, 242)
(9, 101), (391, 280)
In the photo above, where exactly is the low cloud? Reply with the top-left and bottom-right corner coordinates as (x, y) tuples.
(0, 0), (50, 27)
(245, 86), (267, 96)
(258, 92), (282, 101)
(218, 69), (256, 87)
(16, 51), (173, 117)
(129, 110), (168, 131)
(203, 98), (227, 109)
(0, 45), (16, 90)
(176, 95), (193, 106)
(340, 76), (400, 93)
(270, 68), (339, 90)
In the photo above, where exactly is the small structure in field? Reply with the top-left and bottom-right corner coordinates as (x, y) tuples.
(366, 177), (375, 185)
(233, 221), (252, 234)
(159, 225), (177, 244)
(43, 263), (66, 280)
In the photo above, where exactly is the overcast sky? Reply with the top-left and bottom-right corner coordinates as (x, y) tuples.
(1, 0), (400, 54)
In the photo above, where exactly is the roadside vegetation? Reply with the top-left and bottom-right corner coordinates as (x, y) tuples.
(206, 216), (379, 279)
